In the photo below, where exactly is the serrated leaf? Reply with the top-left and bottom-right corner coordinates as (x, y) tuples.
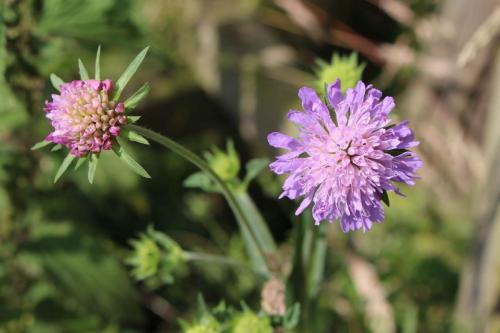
(74, 157), (86, 171)
(381, 190), (390, 207)
(50, 73), (64, 91)
(127, 131), (149, 145)
(78, 59), (89, 80)
(87, 154), (99, 184)
(94, 45), (101, 80)
(113, 146), (150, 178)
(113, 47), (149, 101)
(50, 144), (62, 152)
(54, 154), (75, 183)
(31, 140), (52, 150)
(284, 303), (301, 329)
(124, 83), (150, 110)
(243, 158), (269, 187)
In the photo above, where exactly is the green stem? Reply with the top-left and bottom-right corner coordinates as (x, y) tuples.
(127, 124), (270, 275)
(184, 251), (267, 278)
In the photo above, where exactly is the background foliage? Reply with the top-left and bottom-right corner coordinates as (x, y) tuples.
(1, 0), (499, 332)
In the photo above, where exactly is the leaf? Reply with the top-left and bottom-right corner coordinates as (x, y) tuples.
(74, 157), (86, 171)
(381, 190), (390, 207)
(50, 144), (62, 152)
(183, 171), (218, 193)
(306, 223), (327, 299)
(385, 148), (409, 156)
(284, 303), (301, 329)
(78, 59), (89, 80)
(54, 154), (75, 183)
(50, 73), (64, 91)
(127, 116), (141, 123)
(94, 45), (101, 80)
(124, 83), (150, 110)
(113, 146), (150, 178)
(31, 140), (52, 150)
(127, 130), (149, 145)
(87, 153), (99, 184)
(243, 158), (269, 187)
(113, 47), (149, 101)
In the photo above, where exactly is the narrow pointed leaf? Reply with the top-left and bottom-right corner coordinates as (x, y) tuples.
(124, 83), (150, 110)
(94, 45), (101, 80)
(243, 158), (269, 187)
(127, 116), (141, 123)
(50, 144), (62, 152)
(113, 146), (150, 178)
(54, 154), (75, 183)
(78, 59), (90, 80)
(74, 157), (86, 171)
(88, 154), (99, 184)
(113, 47), (149, 101)
(31, 140), (52, 150)
(50, 74), (64, 91)
(127, 131), (149, 145)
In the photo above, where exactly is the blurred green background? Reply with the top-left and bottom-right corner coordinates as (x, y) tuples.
(1, 0), (499, 332)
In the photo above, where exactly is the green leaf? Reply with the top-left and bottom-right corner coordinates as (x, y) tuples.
(381, 190), (390, 207)
(50, 144), (62, 152)
(124, 83), (150, 110)
(284, 303), (301, 329)
(31, 140), (52, 150)
(183, 171), (218, 193)
(54, 154), (75, 183)
(74, 157), (86, 171)
(385, 148), (409, 156)
(307, 223), (327, 299)
(50, 73), (64, 91)
(78, 59), (89, 80)
(127, 116), (141, 123)
(113, 146), (150, 178)
(94, 45), (101, 80)
(127, 130), (149, 145)
(243, 158), (269, 187)
(87, 154), (99, 184)
(113, 47), (149, 101)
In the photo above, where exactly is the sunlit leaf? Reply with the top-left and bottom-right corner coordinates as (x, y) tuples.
(87, 153), (99, 184)
(113, 47), (149, 101)
(127, 131), (149, 145)
(113, 146), (150, 178)
(54, 154), (75, 183)
(31, 140), (52, 150)
(50, 73), (64, 91)
(78, 59), (89, 80)
(124, 83), (150, 110)
(94, 45), (101, 80)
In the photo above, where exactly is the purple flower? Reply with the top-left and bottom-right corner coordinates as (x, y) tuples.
(267, 80), (422, 232)
(44, 79), (127, 157)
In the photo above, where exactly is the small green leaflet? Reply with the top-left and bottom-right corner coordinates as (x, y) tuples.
(243, 158), (269, 187)
(31, 140), (52, 150)
(381, 190), (390, 207)
(50, 73), (64, 91)
(127, 131), (149, 145)
(88, 153), (99, 184)
(74, 157), (86, 171)
(51, 144), (62, 152)
(113, 47), (149, 101)
(54, 154), (75, 183)
(284, 303), (301, 329)
(124, 83), (150, 110)
(113, 145), (150, 179)
(126, 116), (141, 123)
(95, 45), (101, 80)
(78, 59), (90, 80)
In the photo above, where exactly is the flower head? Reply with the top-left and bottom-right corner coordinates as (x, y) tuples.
(33, 47), (152, 183)
(45, 79), (126, 157)
(267, 79), (422, 232)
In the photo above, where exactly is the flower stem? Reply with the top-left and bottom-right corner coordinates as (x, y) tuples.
(126, 124), (270, 275)
(184, 251), (267, 278)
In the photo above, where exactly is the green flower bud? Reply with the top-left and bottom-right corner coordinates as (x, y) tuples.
(127, 226), (186, 284)
(231, 311), (273, 333)
(315, 53), (365, 94)
(204, 140), (240, 181)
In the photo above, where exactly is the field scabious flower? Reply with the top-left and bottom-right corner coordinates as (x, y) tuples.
(34, 47), (151, 183)
(268, 79), (422, 232)
(45, 79), (126, 157)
